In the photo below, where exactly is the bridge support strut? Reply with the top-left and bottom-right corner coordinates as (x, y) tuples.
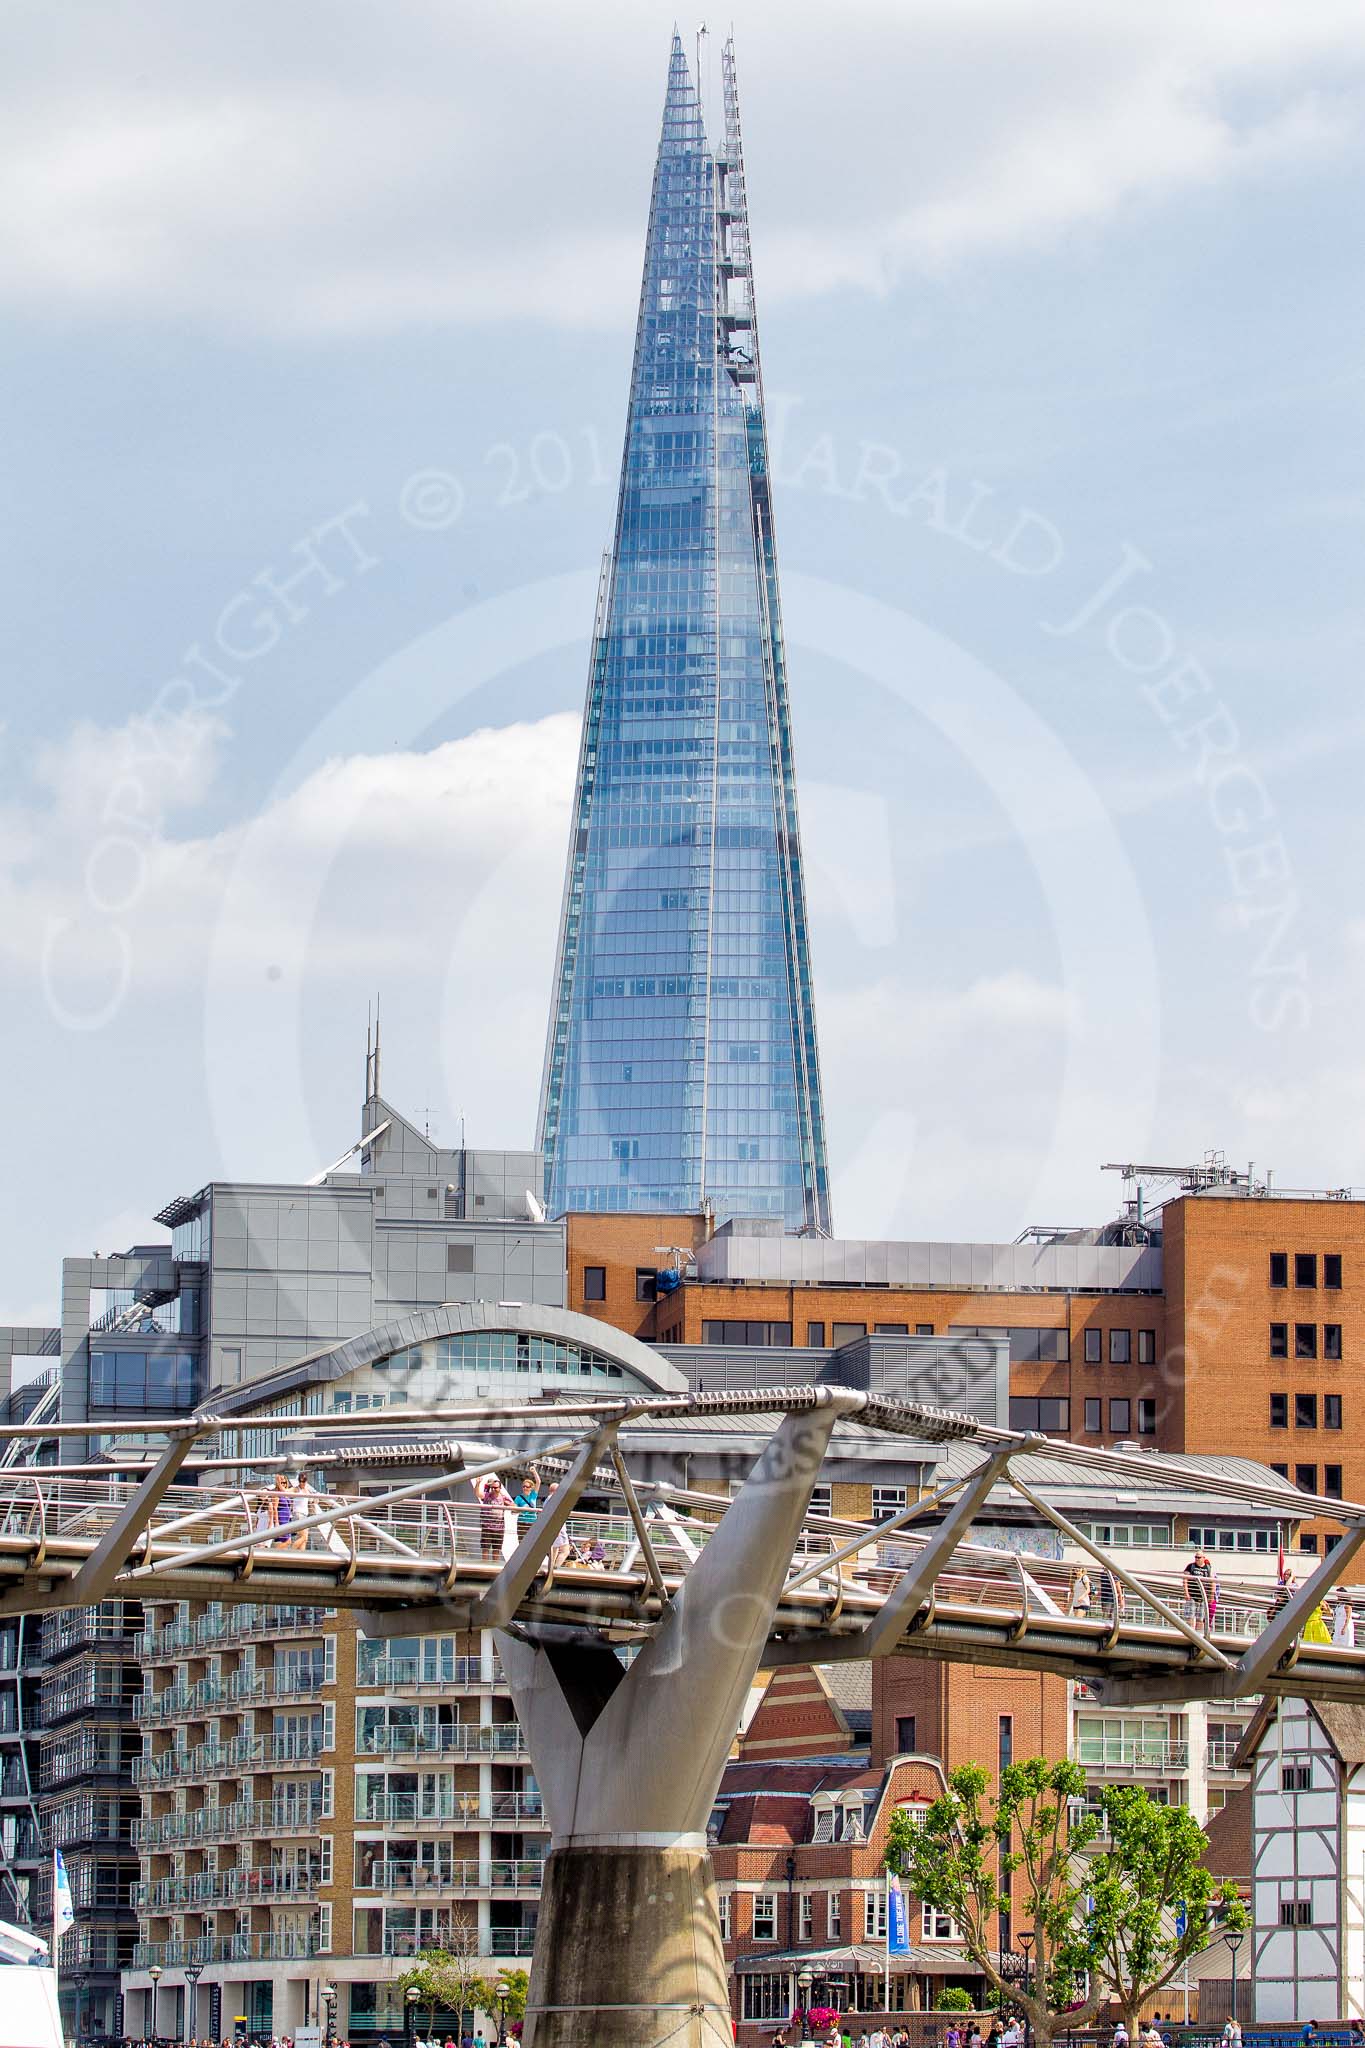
(498, 1395), (853, 2048)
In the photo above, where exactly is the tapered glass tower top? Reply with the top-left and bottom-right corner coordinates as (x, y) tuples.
(538, 35), (831, 1231)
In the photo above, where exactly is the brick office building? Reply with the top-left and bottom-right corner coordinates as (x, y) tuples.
(715, 1659), (1068, 2038)
(568, 1176), (1364, 1553)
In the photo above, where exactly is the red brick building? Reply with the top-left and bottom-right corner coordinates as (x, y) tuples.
(715, 1660), (1068, 2039)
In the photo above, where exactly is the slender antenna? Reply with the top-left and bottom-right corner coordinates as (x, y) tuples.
(373, 995), (382, 1100)
(365, 1005), (373, 1102)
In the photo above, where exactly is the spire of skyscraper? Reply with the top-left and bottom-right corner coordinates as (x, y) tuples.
(538, 34), (832, 1232)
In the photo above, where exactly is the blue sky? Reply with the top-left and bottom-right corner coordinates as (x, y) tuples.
(3, 0), (1364, 1316)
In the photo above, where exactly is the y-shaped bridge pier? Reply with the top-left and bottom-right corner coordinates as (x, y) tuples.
(2, 1387), (1361, 2045)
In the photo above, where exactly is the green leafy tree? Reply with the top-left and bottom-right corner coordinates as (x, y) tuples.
(493, 1970), (530, 2027)
(398, 1945), (496, 2040)
(886, 1760), (1248, 2048)
(1088, 1785), (1248, 2039)
(886, 1757), (1104, 2048)
(935, 1987), (975, 2012)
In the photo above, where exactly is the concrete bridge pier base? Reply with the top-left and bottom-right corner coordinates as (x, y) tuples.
(498, 1394), (855, 2048)
(525, 1839), (729, 2048)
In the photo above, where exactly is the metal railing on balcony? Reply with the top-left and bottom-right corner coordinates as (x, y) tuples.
(489, 1927), (537, 1957)
(1207, 1738), (1248, 1769)
(44, 1798), (133, 1849)
(354, 1790), (545, 1827)
(133, 1796), (326, 1848)
(359, 1857), (544, 1894)
(1074, 1738), (1189, 1772)
(40, 1664), (138, 1725)
(39, 1604), (140, 1662)
(356, 1723), (527, 1758)
(133, 1734), (267, 1785)
(135, 1864), (321, 1910)
(136, 1605), (329, 1662)
(137, 1664), (329, 1722)
(39, 1737), (131, 1789)
(355, 1654), (506, 1692)
(133, 1930), (321, 1968)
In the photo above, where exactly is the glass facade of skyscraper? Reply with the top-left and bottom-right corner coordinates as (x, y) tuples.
(539, 35), (831, 1232)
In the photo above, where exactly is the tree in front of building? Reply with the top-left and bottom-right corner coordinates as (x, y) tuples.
(887, 1757), (1106, 2048)
(886, 1759), (1247, 2048)
(397, 1945), (495, 2041)
(1087, 1785), (1248, 2040)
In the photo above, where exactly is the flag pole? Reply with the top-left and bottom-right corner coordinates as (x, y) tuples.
(884, 1869), (890, 2023)
(51, 1848), (60, 2018)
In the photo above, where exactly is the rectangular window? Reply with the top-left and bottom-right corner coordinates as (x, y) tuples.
(1324, 1324), (1342, 1360)
(1279, 1899), (1313, 1926)
(873, 1486), (907, 1522)
(915, 1323), (934, 1336)
(1296, 1253), (1318, 1289)
(875, 1323), (909, 1335)
(1296, 1464), (1317, 1494)
(1138, 1329), (1156, 1364)
(799, 1893), (814, 1940)
(1138, 1398), (1156, 1435)
(718, 1893), (732, 1942)
(1270, 1322), (1289, 1357)
(446, 1243), (474, 1273)
(1296, 1393), (1318, 1430)
(1270, 1252), (1288, 1289)
(1271, 1462), (1289, 1479)
(582, 1266), (606, 1302)
(922, 1902), (955, 1940)
(1281, 1764), (1311, 1792)
(1270, 1393), (1288, 1428)
(865, 1889), (887, 1941)
(751, 1894), (777, 1941)
(1109, 1398), (1131, 1434)
(1296, 1323), (1318, 1359)
(806, 1322), (826, 1347)
(1084, 1398), (1102, 1433)
(896, 1716), (917, 1754)
(1084, 1330), (1102, 1365)
(999, 1715), (1013, 1773)
(1324, 1254), (1342, 1289)
(832, 1322), (867, 1346)
(829, 1893), (841, 1937)
(1325, 1464), (1343, 1500)
(808, 1484), (832, 1518)
(1110, 1329), (1131, 1365)
(1008, 1397), (1071, 1431)
(635, 1268), (657, 1303)
(1301, 1534), (1319, 1555)
(742, 1976), (788, 2023)
(1325, 1395), (1342, 1431)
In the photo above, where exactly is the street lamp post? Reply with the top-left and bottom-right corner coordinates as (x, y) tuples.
(70, 1968), (88, 2047)
(1224, 1931), (1245, 2028)
(1018, 1929), (1035, 2048)
(320, 1981), (337, 2048)
(405, 1982), (421, 2048)
(496, 1975), (510, 2048)
(183, 1962), (204, 2043)
(798, 1965), (813, 2043)
(149, 1964), (163, 2046)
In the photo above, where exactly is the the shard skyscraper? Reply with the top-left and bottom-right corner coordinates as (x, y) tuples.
(538, 34), (831, 1233)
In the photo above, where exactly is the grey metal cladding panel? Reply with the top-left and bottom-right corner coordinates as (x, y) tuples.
(212, 1234), (249, 1272)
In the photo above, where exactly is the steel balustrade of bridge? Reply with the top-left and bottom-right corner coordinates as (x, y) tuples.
(0, 1384), (1357, 1709)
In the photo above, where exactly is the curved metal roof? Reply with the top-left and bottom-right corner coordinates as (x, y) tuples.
(202, 1298), (690, 1417)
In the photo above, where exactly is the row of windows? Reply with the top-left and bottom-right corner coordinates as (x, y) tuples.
(1082, 1328), (1157, 1365)
(1268, 1392), (1343, 1429)
(1189, 1525), (1280, 1552)
(1009, 1396), (1157, 1435)
(1270, 1322), (1342, 1358)
(1270, 1252), (1342, 1289)
(740, 1891), (952, 1945)
(1267, 1460), (1343, 1498)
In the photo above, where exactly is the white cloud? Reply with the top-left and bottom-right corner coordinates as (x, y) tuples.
(0, 0), (1359, 332)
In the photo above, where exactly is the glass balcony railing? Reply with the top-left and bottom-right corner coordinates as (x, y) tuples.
(355, 1654), (505, 1691)
(357, 1858), (544, 1895)
(137, 1666), (328, 1721)
(133, 1930), (321, 1968)
(354, 1790), (544, 1827)
(135, 1865), (321, 1910)
(133, 1796), (325, 1847)
(1075, 1738), (1188, 1772)
(136, 1606), (329, 1662)
(355, 1723), (527, 1758)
